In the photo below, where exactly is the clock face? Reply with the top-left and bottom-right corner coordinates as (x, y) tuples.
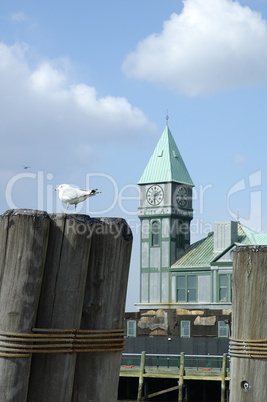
(146, 185), (164, 206)
(176, 186), (188, 207)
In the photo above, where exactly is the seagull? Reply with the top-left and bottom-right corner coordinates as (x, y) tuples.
(55, 184), (101, 213)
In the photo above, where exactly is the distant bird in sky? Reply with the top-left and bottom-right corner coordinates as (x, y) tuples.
(55, 184), (101, 213)
(23, 166), (31, 169)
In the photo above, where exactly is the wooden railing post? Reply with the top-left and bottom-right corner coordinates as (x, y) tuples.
(137, 351), (146, 401)
(178, 352), (185, 402)
(221, 353), (227, 402)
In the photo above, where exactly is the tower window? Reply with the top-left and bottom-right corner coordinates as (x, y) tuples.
(178, 234), (185, 248)
(151, 220), (160, 247)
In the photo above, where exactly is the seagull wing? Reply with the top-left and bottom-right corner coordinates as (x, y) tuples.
(60, 187), (81, 203)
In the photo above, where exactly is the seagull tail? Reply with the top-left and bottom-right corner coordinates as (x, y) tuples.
(82, 188), (102, 196)
(90, 189), (101, 195)
(81, 188), (101, 197)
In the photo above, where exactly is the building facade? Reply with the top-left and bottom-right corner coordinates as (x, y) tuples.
(125, 124), (267, 340)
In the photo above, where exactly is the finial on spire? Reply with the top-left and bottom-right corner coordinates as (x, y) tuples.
(166, 110), (169, 127)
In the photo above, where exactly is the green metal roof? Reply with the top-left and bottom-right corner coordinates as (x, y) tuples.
(171, 224), (267, 269)
(171, 233), (221, 268)
(237, 225), (267, 245)
(138, 125), (194, 186)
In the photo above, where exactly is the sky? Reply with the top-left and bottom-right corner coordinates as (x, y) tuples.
(1, 0), (267, 311)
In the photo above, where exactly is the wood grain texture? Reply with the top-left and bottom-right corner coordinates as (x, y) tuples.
(230, 246), (267, 402)
(72, 218), (133, 402)
(0, 212), (132, 402)
(0, 210), (50, 402)
(27, 214), (94, 402)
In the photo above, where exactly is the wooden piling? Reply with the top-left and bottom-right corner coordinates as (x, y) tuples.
(27, 214), (94, 402)
(0, 210), (50, 402)
(178, 352), (185, 402)
(230, 246), (267, 402)
(137, 351), (146, 401)
(0, 211), (132, 402)
(71, 218), (132, 402)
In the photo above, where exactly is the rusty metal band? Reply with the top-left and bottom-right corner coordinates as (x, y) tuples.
(0, 328), (125, 358)
(229, 337), (267, 359)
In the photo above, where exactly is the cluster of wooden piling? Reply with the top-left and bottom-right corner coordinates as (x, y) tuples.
(0, 209), (132, 402)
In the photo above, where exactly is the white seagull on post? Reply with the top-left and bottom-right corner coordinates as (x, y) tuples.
(55, 184), (101, 213)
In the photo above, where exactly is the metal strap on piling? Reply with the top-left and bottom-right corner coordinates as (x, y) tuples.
(229, 337), (267, 359)
(0, 328), (125, 357)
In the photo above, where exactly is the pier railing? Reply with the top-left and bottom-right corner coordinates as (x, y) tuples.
(121, 353), (230, 371)
(120, 352), (229, 401)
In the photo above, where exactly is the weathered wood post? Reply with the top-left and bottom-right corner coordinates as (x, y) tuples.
(230, 246), (267, 402)
(137, 351), (146, 401)
(27, 214), (94, 402)
(178, 352), (185, 402)
(0, 210), (50, 402)
(0, 212), (132, 402)
(72, 218), (132, 402)
(221, 353), (227, 402)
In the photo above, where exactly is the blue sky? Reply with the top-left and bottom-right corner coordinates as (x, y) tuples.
(1, 0), (267, 310)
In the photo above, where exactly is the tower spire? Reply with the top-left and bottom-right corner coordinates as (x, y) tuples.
(138, 125), (194, 186)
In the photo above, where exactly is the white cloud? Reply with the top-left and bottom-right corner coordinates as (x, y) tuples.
(0, 42), (156, 172)
(30, 62), (68, 93)
(122, 0), (267, 95)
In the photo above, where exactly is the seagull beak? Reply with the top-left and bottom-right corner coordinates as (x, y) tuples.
(55, 188), (59, 191)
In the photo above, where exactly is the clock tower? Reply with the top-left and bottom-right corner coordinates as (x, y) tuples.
(138, 123), (194, 306)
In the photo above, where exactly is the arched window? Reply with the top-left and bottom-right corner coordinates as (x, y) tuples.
(151, 220), (160, 247)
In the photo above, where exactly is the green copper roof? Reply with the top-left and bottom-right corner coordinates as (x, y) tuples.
(138, 125), (194, 186)
(171, 233), (221, 268)
(171, 224), (267, 268)
(237, 225), (267, 245)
